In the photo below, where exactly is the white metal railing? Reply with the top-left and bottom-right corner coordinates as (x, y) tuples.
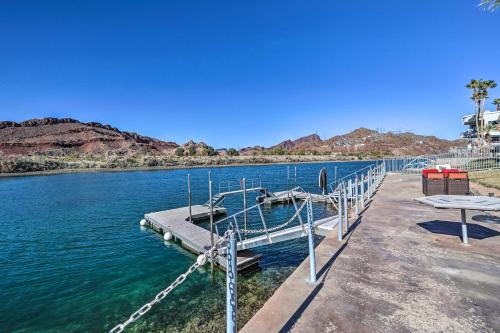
(383, 146), (500, 174)
(218, 178), (262, 194)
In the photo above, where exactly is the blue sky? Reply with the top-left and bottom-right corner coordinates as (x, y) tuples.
(1, 1), (499, 148)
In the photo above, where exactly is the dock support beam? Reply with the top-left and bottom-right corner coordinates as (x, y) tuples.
(226, 228), (237, 333)
(307, 197), (317, 283)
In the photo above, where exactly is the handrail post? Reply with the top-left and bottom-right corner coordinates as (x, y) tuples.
(368, 170), (372, 199)
(343, 183), (349, 232)
(360, 173), (365, 209)
(226, 227), (237, 333)
(243, 178), (247, 238)
(338, 188), (343, 241)
(291, 194), (306, 232)
(347, 179), (352, 207)
(306, 196), (317, 283)
(257, 205), (271, 242)
(354, 176), (359, 217)
(188, 174), (192, 223)
(294, 165), (297, 188)
(209, 172), (214, 270)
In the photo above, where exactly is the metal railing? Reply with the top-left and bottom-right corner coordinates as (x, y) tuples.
(218, 178), (262, 194)
(383, 146), (500, 174)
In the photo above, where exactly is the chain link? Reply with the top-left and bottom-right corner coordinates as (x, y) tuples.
(108, 230), (232, 333)
(239, 199), (309, 235)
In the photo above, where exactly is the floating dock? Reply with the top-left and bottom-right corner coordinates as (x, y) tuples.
(144, 204), (262, 271)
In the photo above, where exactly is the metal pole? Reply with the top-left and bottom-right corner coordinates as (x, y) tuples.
(338, 188), (343, 241)
(226, 228), (237, 333)
(368, 170), (372, 199)
(243, 178), (247, 237)
(209, 172), (214, 270)
(334, 166), (337, 183)
(360, 173), (365, 208)
(287, 166), (290, 199)
(294, 165), (297, 188)
(461, 209), (468, 244)
(354, 176), (359, 217)
(348, 179), (352, 208)
(188, 174), (192, 223)
(343, 183), (348, 232)
(306, 197), (317, 283)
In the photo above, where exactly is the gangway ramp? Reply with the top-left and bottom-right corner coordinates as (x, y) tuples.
(219, 215), (339, 254)
(259, 187), (336, 205)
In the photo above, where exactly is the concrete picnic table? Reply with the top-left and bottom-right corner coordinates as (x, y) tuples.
(415, 195), (500, 244)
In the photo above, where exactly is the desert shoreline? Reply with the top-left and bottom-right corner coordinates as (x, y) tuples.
(0, 156), (379, 178)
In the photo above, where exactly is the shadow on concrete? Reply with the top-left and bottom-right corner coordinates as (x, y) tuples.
(278, 217), (362, 333)
(472, 214), (500, 225)
(417, 220), (500, 240)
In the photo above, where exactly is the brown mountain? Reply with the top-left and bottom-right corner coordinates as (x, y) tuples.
(271, 134), (322, 150)
(0, 118), (465, 174)
(260, 128), (463, 156)
(0, 118), (178, 156)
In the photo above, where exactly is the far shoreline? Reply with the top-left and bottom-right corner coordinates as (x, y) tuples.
(0, 157), (380, 178)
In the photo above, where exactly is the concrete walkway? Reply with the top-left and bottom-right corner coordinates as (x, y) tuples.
(241, 174), (500, 333)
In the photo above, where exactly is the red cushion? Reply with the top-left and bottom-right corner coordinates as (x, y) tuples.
(422, 169), (439, 177)
(443, 169), (462, 176)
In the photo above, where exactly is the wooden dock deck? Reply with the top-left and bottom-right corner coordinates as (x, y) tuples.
(144, 204), (261, 271)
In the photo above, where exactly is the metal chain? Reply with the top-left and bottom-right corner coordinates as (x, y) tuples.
(240, 217), (295, 234)
(108, 230), (232, 333)
(239, 199), (309, 235)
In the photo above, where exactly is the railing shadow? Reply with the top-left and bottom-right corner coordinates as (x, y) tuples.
(278, 216), (363, 333)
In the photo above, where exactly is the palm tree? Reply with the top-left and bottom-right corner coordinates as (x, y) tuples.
(465, 79), (497, 146)
(466, 79), (482, 145)
(480, 0), (500, 11)
(478, 80), (497, 145)
(493, 98), (500, 111)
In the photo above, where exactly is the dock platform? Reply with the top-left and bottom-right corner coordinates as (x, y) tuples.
(144, 205), (261, 271)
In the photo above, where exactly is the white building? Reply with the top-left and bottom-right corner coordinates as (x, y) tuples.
(462, 110), (500, 145)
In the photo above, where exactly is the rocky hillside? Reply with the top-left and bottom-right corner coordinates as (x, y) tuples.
(0, 118), (179, 156)
(240, 128), (463, 156)
(0, 118), (464, 173)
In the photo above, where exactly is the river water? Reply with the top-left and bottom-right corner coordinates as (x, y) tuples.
(0, 161), (371, 332)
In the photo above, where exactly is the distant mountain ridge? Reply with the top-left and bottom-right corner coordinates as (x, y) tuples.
(242, 127), (462, 156)
(0, 118), (463, 158)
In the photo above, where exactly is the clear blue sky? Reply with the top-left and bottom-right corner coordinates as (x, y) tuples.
(1, 1), (499, 148)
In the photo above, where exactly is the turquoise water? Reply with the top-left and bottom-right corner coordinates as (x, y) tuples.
(0, 161), (371, 332)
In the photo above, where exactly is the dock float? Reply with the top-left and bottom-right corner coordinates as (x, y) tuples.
(144, 205), (261, 271)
